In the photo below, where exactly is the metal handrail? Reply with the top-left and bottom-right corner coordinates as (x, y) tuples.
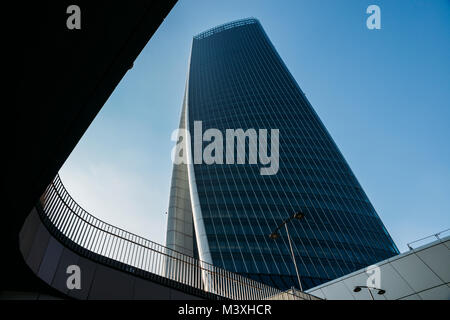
(38, 174), (306, 300)
(406, 228), (450, 250)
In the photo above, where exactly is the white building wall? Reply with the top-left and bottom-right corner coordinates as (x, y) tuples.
(165, 92), (195, 257)
(306, 236), (450, 300)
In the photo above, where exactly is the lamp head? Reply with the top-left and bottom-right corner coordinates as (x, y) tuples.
(269, 232), (279, 240)
(293, 212), (305, 220)
(353, 286), (362, 293)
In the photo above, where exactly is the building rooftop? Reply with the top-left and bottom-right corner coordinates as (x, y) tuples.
(194, 17), (259, 40)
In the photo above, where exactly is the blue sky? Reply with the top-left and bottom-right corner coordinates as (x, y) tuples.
(60, 0), (450, 253)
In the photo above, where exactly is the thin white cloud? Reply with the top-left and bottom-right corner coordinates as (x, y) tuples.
(59, 163), (168, 245)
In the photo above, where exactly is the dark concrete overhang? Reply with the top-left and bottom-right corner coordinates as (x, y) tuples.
(2, 0), (177, 294)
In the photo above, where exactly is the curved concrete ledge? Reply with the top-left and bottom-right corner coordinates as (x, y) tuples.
(17, 175), (313, 300)
(19, 207), (213, 300)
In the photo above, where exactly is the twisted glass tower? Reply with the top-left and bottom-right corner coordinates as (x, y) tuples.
(166, 18), (399, 291)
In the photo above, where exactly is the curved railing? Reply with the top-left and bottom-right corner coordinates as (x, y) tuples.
(37, 175), (309, 300)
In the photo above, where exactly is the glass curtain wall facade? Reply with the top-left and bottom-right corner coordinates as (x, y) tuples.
(166, 18), (399, 291)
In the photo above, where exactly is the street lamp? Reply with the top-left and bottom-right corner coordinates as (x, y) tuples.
(269, 211), (305, 292)
(353, 285), (386, 300)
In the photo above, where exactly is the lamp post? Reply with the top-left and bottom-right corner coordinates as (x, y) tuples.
(269, 211), (305, 292)
(353, 285), (386, 300)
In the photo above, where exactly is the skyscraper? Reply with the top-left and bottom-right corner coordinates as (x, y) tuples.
(166, 18), (399, 291)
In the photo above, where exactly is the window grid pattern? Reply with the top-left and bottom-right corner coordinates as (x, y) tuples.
(187, 20), (399, 290)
